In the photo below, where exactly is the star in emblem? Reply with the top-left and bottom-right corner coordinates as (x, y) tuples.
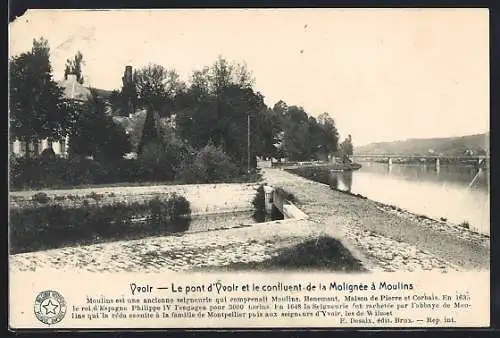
(43, 299), (59, 315)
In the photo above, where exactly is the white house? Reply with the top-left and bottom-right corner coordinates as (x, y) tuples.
(10, 74), (91, 158)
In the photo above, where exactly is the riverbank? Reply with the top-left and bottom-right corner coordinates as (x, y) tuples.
(9, 168), (489, 273)
(286, 164), (489, 234)
(276, 162), (362, 171)
(264, 168), (489, 271)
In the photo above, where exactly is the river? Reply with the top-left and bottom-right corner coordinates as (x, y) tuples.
(330, 162), (490, 235)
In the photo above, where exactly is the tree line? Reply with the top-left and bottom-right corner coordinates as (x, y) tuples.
(9, 37), (354, 170)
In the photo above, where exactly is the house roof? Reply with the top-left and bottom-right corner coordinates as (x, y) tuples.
(57, 74), (91, 101)
(112, 110), (180, 153)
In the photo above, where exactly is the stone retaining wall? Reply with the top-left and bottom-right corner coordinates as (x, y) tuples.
(10, 183), (260, 215)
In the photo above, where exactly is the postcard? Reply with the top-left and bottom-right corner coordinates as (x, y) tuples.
(8, 8), (490, 329)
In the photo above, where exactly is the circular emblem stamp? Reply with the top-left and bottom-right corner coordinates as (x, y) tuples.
(34, 290), (67, 325)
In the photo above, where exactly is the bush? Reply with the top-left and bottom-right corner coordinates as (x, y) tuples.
(175, 144), (239, 184)
(141, 141), (163, 165)
(149, 194), (191, 225)
(9, 157), (143, 190)
(252, 184), (266, 222)
(166, 193), (191, 220)
(137, 132), (195, 183)
(10, 193), (192, 254)
(458, 221), (470, 229)
(9, 143), (255, 190)
(149, 197), (169, 225)
(9, 202), (140, 253)
(275, 187), (297, 203)
(86, 191), (103, 202)
(40, 148), (56, 160)
(252, 184), (266, 211)
(32, 192), (50, 204)
(137, 142), (175, 182)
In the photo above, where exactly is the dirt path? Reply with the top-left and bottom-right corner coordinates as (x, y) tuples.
(262, 168), (489, 271)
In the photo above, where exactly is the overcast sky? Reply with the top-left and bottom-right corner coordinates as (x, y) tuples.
(9, 9), (489, 146)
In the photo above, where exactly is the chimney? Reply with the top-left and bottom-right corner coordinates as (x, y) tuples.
(124, 66), (133, 84)
(123, 66), (134, 117)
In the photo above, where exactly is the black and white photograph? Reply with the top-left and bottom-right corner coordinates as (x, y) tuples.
(8, 8), (490, 329)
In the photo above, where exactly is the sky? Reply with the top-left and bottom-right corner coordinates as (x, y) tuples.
(9, 9), (489, 146)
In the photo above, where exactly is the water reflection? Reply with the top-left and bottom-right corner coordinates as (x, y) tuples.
(253, 206), (284, 223)
(351, 163), (490, 234)
(292, 163), (489, 235)
(167, 217), (191, 233)
(359, 162), (489, 190)
(329, 170), (353, 192)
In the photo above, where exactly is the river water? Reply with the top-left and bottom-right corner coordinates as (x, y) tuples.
(330, 162), (490, 234)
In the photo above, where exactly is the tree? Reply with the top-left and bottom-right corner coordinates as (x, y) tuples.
(108, 89), (126, 116)
(107, 67), (138, 117)
(134, 64), (190, 156)
(9, 37), (67, 158)
(308, 116), (324, 159)
(175, 57), (268, 169)
(68, 89), (131, 160)
(273, 100), (288, 117)
(188, 67), (211, 101)
(270, 101), (288, 159)
(210, 56), (234, 95)
(134, 64), (171, 111)
(233, 61), (255, 89)
(317, 112), (339, 158)
(281, 106), (311, 161)
(339, 134), (354, 163)
(265, 104), (339, 161)
(120, 66), (137, 116)
(133, 64), (171, 155)
(137, 103), (159, 156)
(258, 106), (282, 159)
(64, 51), (84, 84)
